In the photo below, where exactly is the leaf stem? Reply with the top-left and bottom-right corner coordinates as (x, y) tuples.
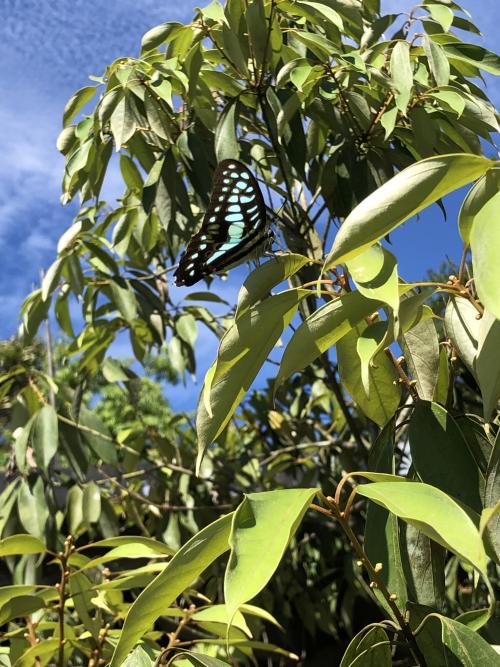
(56, 536), (73, 667)
(316, 495), (428, 667)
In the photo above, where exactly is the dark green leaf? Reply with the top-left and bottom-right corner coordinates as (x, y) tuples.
(63, 86), (98, 127)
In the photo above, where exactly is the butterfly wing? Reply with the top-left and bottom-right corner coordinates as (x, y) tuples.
(174, 160), (268, 286)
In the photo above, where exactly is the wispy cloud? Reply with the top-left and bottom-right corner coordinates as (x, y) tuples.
(0, 1), (200, 336)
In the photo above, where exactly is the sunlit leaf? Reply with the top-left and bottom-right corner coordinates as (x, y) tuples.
(225, 489), (317, 619)
(475, 310), (500, 419)
(109, 514), (233, 667)
(275, 291), (381, 391)
(325, 154), (492, 267)
(357, 481), (488, 573)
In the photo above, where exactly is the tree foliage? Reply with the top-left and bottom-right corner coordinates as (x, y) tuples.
(1, 0), (500, 665)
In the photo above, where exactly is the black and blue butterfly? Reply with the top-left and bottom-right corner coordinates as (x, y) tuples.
(174, 159), (272, 286)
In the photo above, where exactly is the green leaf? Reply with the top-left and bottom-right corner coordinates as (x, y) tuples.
(324, 154), (493, 267)
(427, 4), (453, 31)
(41, 258), (63, 301)
(401, 318), (440, 400)
(485, 431), (500, 561)
(444, 296), (480, 377)
(409, 401), (483, 513)
(141, 22), (181, 52)
(120, 154), (144, 191)
(121, 645), (155, 667)
(391, 40), (413, 112)
(200, 0), (227, 24)
(246, 0), (267, 69)
(69, 571), (100, 640)
(13, 639), (59, 667)
(346, 245), (399, 314)
(82, 482), (101, 524)
(364, 423), (408, 616)
(192, 605), (252, 637)
(356, 481), (488, 573)
(433, 345), (450, 405)
(461, 173), (500, 319)
(337, 323), (401, 426)
(14, 415), (36, 473)
(420, 614), (500, 666)
(430, 90), (466, 117)
(400, 522), (445, 610)
(380, 106), (398, 139)
(475, 310), (500, 420)
(0, 534), (46, 557)
(171, 652), (231, 667)
(275, 291), (381, 390)
(67, 484), (84, 536)
(236, 253), (311, 319)
(423, 35), (450, 85)
(442, 42), (500, 75)
(298, 2), (343, 30)
(356, 320), (389, 392)
(63, 85), (97, 127)
(109, 513), (232, 667)
(215, 98), (239, 162)
(176, 314), (197, 347)
(225, 489), (317, 619)
(110, 279), (138, 322)
(17, 479), (49, 541)
(32, 405), (58, 472)
(85, 536), (174, 554)
(110, 95), (138, 150)
(459, 168), (500, 243)
(340, 626), (392, 666)
(197, 289), (309, 472)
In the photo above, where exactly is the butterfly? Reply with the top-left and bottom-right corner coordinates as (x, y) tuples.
(174, 159), (271, 286)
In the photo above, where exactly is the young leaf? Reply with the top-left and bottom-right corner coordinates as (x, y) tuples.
(346, 244), (400, 315)
(337, 323), (401, 426)
(356, 481), (488, 573)
(225, 489), (317, 620)
(324, 154), (493, 267)
(109, 514), (233, 667)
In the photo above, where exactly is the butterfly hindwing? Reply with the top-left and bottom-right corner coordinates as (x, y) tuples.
(174, 160), (268, 286)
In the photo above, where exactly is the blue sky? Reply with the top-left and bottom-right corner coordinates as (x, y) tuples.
(0, 0), (498, 410)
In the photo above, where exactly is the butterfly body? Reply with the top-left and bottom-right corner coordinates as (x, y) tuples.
(174, 160), (270, 286)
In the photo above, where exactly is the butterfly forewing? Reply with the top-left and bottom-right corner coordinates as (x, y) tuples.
(174, 160), (268, 286)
